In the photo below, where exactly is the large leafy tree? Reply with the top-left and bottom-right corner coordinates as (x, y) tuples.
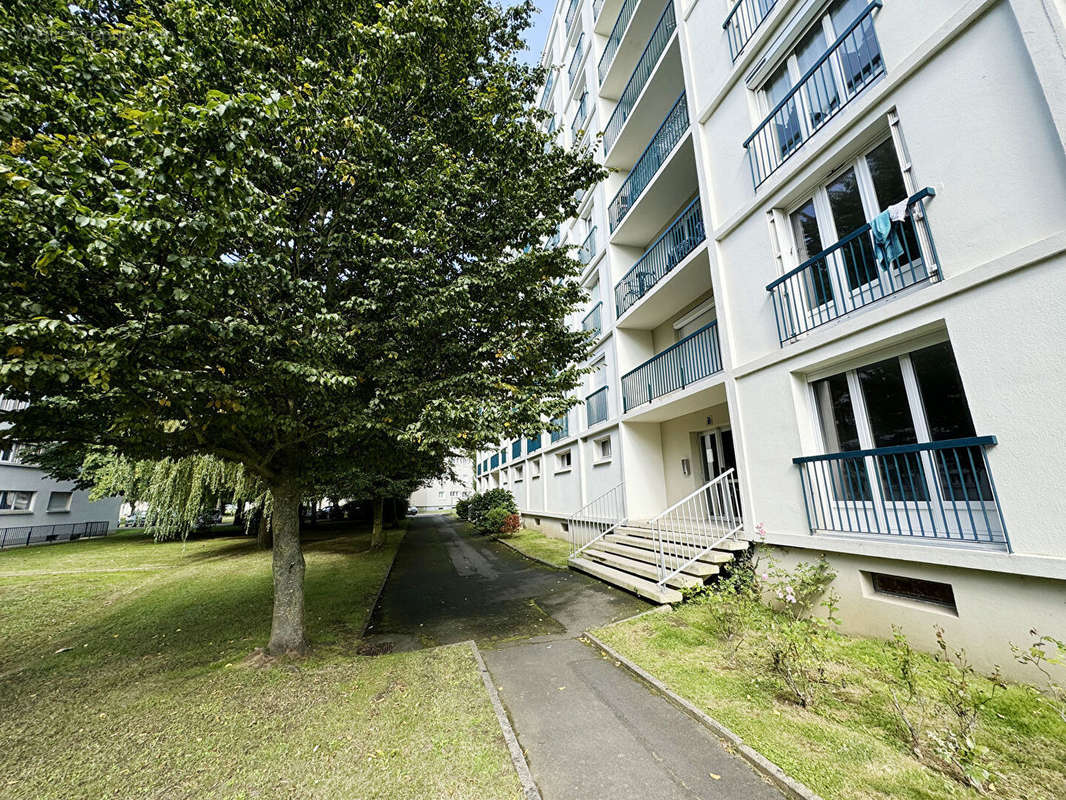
(0, 0), (598, 654)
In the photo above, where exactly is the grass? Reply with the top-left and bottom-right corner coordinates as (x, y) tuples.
(594, 599), (1066, 800)
(0, 524), (521, 800)
(498, 528), (570, 568)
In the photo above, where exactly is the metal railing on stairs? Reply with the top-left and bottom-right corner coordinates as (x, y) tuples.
(568, 482), (627, 557)
(650, 468), (742, 586)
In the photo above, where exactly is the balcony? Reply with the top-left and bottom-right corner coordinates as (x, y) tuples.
(568, 34), (586, 85)
(571, 91), (590, 141)
(527, 435), (543, 454)
(512, 440), (522, 459)
(551, 414), (570, 443)
(490, 453), (500, 469)
(615, 197), (704, 317)
(767, 188), (938, 345)
(565, 0), (581, 34)
(621, 321), (721, 412)
(539, 69), (556, 110)
(602, 1), (676, 155)
(586, 386), (609, 426)
(598, 0), (639, 84)
(608, 92), (688, 232)
(577, 226), (598, 265)
(744, 1), (883, 189)
(582, 301), (603, 337)
(794, 437), (1009, 549)
(723, 0), (777, 62)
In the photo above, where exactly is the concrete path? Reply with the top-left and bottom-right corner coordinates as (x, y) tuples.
(366, 514), (783, 800)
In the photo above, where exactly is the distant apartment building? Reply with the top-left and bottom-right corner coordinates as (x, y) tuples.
(0, 396), (122, 549)
(409, 459), (475, 511)
(477, 0), (1066, 677)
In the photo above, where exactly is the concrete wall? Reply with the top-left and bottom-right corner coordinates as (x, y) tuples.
(0, 463), (121, 533)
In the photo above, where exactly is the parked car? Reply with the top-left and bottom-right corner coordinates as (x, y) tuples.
(407, 505), (419, 516)
(196, 509), (223, 527)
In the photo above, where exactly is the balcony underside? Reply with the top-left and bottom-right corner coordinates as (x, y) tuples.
(616, 245), (712, 330)
(603, 37), (683, 169)
(622, 374), (727, 423)
(599, 0), (670, 100)
(610, 134), (697, 247)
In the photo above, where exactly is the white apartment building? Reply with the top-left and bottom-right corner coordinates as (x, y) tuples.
(409, 459), (475, 511)
(0, 397), (122, 549)
(477, 0), (1066, 677)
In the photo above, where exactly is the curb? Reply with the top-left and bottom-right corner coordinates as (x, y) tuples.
(583, 631), (825, 800)
(493, 537), (567, 571)
(359, 527), (407, 638)
(467, 640), (543, 800)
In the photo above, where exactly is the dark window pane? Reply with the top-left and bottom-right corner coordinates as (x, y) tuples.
(790, 200), (834, 309)
(814, 373), (861, 452)
(865, 138), (907, 208)
(910, 341), (977, 441)
(827, 168), (877, 291)
(858, 357), (926, 502)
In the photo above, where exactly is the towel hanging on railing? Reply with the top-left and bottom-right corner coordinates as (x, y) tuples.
(871, 209), (904, 267)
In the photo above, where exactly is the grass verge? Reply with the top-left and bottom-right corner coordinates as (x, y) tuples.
(0, 524), (521, 800)
(593, 600), (1066, 800)
(498, 528), (570, 568)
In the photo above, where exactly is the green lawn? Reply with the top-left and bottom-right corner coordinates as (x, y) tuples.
(595, 601), (1066, 800)
(0, 525), (521, 800)
(500, 528), (570, 568)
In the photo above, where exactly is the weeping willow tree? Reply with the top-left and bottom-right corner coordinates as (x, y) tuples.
(84, 451), (267, 543)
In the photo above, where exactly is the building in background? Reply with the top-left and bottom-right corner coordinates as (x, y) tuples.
(477, 0), (1066, 679)
(409, 459), (475, 511)
(1, 396), (122, 549)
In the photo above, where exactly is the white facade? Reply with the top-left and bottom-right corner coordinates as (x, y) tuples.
(478, 0), (1066, 676)
(409, 459), (475, 511)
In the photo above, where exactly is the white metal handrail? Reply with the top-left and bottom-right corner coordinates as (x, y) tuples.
(568, 482), (626, 557)
(650, 468), (742, 585)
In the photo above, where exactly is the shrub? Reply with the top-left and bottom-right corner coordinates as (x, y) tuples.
(478, 505), (513, 536)
(497, 512), (521, 537)
(454, 496), (472, 520)
(467, 488), (517, 533)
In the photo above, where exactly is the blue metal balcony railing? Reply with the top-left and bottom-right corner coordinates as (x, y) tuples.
(608, 92), (688, 231)
(586, 386), (609, 426)
(744, 2), (883, 189)
(615, 197), (704, 317)
(598, 0), (640, 84)
(794, 437), (1009, 549)
(768, 188), (938, 345)
(602, 1), (677, 154)
(568, 34), (585, 85)
(512, 440), (522, 459)
(539, 69), (555, 110)
(593, 0), (604, 21)
(723, 0), (777, 62)
(571, 91), (590, 141)
(621, 321), (721, 412)
(582, 301), (603, 337)
(565, 0), (581, 33)
(490, 453), (500, 469)
(577, 226), (598, 265)
(551, 414), (570, 442)
(500, 447), (507, 463)
(527, 435), (542, 454)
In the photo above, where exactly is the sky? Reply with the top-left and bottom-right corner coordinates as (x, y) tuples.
(518, 2), (552, 66)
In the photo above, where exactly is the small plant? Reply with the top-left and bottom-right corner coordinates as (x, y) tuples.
(1011, 629), (1066, 723)
(767, 617), (831, 708)
(496, 512), (521, 537)
(454, 496), (471, 520)
(885, 625), (930, 755)
(477, 505), (520, 536)
(466, 489), (517, 533)
(758, 554), (837, 621)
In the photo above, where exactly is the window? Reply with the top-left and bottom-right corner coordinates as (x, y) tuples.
(0, 443), (19, 464)
(673, 300), (716, 341)
(556, 450), (572, 472)
(514, 466), (524, 483)
(782, 136), (925, 316)
(530, 458), (542, 478)
(810, 339), (995, 522)
(759, 0), (882, 161)
(0, 490), (34, 512)
(869, 572), (957, 613)
(589, 359), (607, 393)
(46, 491), (72, 512)
(594, 436), (612, 462)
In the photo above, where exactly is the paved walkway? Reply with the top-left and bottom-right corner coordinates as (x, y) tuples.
(366, 515), (782, 800)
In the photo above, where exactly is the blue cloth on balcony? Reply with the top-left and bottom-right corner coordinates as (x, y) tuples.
(871, 210), (903, 268)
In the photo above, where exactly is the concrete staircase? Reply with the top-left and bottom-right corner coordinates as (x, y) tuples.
(568, 524), (751, 604)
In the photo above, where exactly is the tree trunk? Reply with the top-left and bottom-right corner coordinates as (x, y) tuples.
(370, 495), (385, 549)
(256, 504), (272, 550)
(233, 500), (244, 529)
(267, 482), (308, 656)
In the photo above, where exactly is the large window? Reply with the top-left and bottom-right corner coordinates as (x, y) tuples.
(0, 490), (35, 512)
(760, 0), (882, 162)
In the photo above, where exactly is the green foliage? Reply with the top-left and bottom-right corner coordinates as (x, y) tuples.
(465, 489), (517, 533)
(1011, 629), (1066, 724)
(479, 506), (512, 536)
(757, 553), (838, 621)
(454, 496), (471, 520)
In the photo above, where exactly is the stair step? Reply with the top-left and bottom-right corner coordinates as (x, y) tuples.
(568, 557), (683, 604)
(616, 526), (751, 552)
(590, 540), (720, 577)
(584, 548), (704, 589)
(607, 534), (736, 564)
